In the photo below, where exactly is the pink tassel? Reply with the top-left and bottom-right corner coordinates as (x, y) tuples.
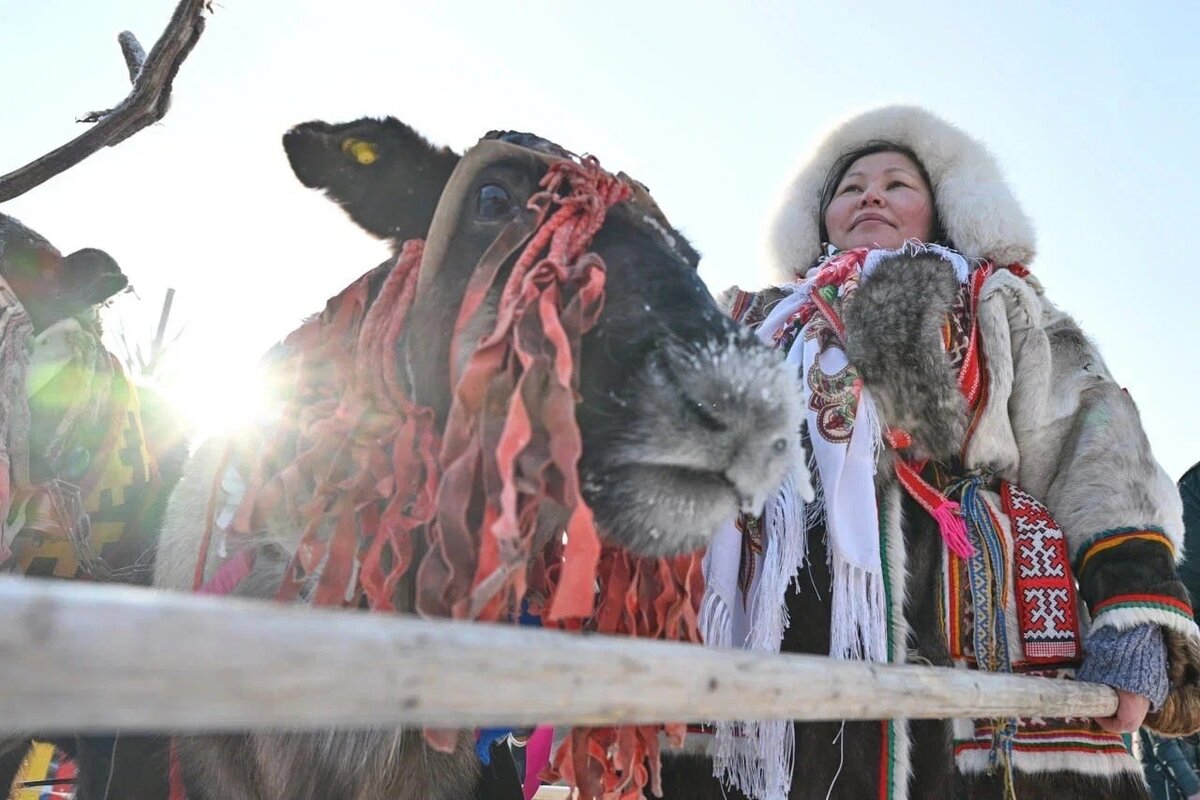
(932, 501), (974, 558)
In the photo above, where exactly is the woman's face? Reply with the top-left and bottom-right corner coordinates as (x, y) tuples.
(823, 151), (935, 251)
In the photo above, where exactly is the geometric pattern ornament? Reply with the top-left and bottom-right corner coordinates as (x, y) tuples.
(1002, 481), (1081, 663)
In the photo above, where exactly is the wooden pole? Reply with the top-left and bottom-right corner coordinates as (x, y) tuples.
(0, 577), (1117, 734)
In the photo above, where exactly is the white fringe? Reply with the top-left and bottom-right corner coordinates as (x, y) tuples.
(699, 513), (744, 652)
(803, 435), (827, 535)
(698, 589), (732, 650)
(709, 465), (813, 800)
(829, 559), (889, 662)
(826, 387), (888, 663)
(861, 241), (973, 285)
(747, 470), (809, 650)
(857, 386), (885, 475)
(712, 718), (796, 800)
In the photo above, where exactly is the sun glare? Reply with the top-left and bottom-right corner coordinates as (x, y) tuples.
(103, 309), (272, 447)
(156, 357), (270, 444)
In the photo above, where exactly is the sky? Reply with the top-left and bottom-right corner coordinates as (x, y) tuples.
(1, 1), (1198, 479)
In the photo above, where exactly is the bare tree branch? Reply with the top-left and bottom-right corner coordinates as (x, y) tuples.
(117, 30), (148, 85)
(0, 0), (211, 203)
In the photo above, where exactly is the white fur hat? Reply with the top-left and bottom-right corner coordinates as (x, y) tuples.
(765, 105), (1036, 283)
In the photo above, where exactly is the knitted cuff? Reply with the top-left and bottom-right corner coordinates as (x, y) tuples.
(1077, 623), (1169, 711)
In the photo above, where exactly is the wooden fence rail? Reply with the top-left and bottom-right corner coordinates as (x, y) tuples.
(0, 577), (1117, 734)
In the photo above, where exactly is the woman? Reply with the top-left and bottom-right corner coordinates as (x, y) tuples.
(659, 106), (1200, 800)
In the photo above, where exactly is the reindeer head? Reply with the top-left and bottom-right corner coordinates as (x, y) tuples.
(284, 118), (802, 557)
(0, 214), (126, 333)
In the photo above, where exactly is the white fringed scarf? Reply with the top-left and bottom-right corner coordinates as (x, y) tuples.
(699, 243), (971, 800)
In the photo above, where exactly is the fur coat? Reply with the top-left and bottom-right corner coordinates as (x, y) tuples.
(657, 106), (1200, 800)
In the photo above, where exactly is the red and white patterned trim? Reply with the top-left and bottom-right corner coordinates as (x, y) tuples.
(1001, 482), (1081, 664)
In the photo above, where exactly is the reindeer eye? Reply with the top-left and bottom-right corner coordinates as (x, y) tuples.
(476, 184), (513, 219)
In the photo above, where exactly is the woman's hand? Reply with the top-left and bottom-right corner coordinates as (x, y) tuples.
(1095, 689), (1151, 733)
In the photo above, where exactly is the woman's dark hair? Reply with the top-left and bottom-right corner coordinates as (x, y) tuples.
(817, 141), (948, 247)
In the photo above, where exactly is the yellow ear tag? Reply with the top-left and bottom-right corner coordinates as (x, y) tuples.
(342, 138), (378, 165)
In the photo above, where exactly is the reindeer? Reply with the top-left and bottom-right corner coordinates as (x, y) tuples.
(142, 119), (805, 800)
(0, 214), (186, 799)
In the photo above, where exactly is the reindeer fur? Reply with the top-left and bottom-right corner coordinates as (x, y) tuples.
(842, 252), (965, 461)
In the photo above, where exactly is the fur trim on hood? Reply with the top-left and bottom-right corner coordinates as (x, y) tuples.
(765, 105), (1037, 283)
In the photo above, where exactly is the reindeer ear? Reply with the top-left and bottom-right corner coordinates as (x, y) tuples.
(283, 117), (461, 245)
(282, 117), (439, 189)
